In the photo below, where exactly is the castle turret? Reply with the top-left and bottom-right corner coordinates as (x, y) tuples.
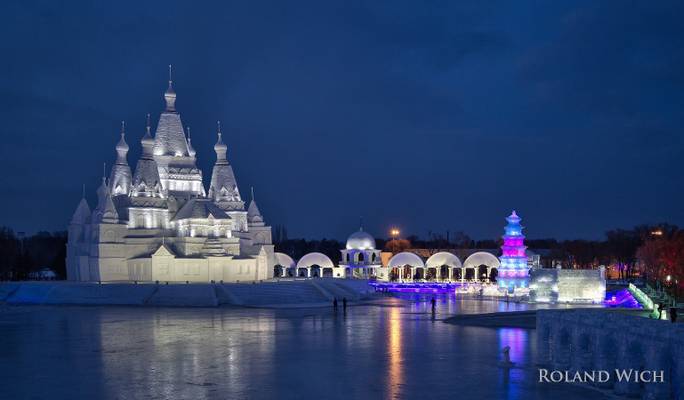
(152, 66), (204, 196)
(208, 121), (243, 209)
(247, 188), (264, 226)
(131, 115), (163, 198)
(109, 121), (133, 196)
(66, 189), (91, 281)
(92, 176), (119, 223)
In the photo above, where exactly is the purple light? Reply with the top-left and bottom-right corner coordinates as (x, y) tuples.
(499, 210), (529, 290)
(604, 289), (641, 308)
(370, 282), (463, 294)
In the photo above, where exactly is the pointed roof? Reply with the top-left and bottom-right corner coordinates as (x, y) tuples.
(132, 115), (163, 198)
(153, 243), (176, 257)
(209, 121), (242, 205)
(172, 199), (230, 221)
(71, 197), (91, 224)
(93, 178), (119, 223)
(154, 68), (191, 157)
(247, 187), (264, 224)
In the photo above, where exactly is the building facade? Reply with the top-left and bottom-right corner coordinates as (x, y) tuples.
(66, 76), (274, 283)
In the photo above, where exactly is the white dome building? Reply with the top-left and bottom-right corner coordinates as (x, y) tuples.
(339, 228), (382, 278)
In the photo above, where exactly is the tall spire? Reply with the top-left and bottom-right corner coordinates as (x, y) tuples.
(247, 187), (263, 224)
(93, 176), (118, 224)
(132, 114), (163, 197)
(164, 64), (176, 112)
(214, 120), (227, 161)
(141, 113), (154, 153)
(186, 126), (196, 158)
(110, 121), (132, 196)
(209, 120), (241, 205)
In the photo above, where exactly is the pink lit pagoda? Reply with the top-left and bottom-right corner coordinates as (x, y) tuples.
(498, 210), (529, 292)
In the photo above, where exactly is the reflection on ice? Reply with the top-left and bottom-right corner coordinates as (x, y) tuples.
(0, 300), (607, 400)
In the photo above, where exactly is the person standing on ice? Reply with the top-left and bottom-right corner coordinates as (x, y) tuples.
(343, 297), (347, 312)
(333, 298), (338, 312)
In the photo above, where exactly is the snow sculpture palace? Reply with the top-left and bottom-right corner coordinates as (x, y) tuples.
(66, 73), (274, 283)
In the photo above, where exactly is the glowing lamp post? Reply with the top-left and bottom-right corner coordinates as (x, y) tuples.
(498, 210), (529, 293)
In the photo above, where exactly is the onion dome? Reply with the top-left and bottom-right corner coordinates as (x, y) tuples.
(115, 121), (129, 155)
(141, 114), (155, 151)
(346, 228), (376, 250)
(214, 121), (227, 160)
(164, 65), (176, 112)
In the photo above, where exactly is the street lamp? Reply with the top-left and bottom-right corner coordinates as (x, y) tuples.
(390, 228), (400, 239)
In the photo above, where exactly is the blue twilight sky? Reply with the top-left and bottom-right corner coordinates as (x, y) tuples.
(0, 1), (682, 240)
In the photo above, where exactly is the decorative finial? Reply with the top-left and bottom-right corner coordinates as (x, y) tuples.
(102, 162), (107, 183)
(146, 113), (151, 133)
(82, 184), (86, 198)
(359, 216), (363, 231)
(217, 120), (222, 140)
(168, 64), (172, 84)
(120, 120), (125, 137)
(251, 186), (255, 201)
(186, 126), (191, 140)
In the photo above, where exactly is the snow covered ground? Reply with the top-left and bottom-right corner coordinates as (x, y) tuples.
(0, 298), (611, 400)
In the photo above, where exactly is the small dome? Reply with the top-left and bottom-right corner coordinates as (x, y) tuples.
(214, 132), (227, 153)
(164, 81), (176, 111)
(346, 229), (376, 250)
(116, 132), (129, 153)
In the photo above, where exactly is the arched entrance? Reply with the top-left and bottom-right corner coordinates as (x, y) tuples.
(452, 268), (462, 281)
(390, 267), (400, 282)
(426, 267), (437, 281)
(464, 268), (475, 281)
(439, 265), (449, 281)
(322, 267), (333, 277)
(463, 252), (500, 284)
(477, 265), (489, 282)
(296, 252), (334, 279)
(426, 252), (462, 283)
(402, 265), (412, 280)
(489, 268), (498, 282)
(273, 265), (284, 278)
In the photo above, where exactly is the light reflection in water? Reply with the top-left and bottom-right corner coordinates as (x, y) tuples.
(387, 306), (403, 400)
(497, 328), (529, 400)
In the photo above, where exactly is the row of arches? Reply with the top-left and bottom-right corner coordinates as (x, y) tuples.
(272, 251), (503, 282)
(274, 252), (338, 278)
(386, 251), (500, 283)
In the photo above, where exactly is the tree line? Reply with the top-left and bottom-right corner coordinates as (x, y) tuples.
(0, 227), (66, 280)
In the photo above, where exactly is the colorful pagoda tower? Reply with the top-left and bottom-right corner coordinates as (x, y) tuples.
(498, 210), (529, 292)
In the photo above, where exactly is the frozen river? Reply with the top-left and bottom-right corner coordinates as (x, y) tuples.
(0, 296), (608, 400)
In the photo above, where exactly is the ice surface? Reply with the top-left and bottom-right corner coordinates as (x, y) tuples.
(0, 297), (610, 400)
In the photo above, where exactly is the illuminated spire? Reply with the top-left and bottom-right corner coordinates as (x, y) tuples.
(164, 64), (176, 111)
(214, 120), (227, 161)
(186, 126), (196, 158)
